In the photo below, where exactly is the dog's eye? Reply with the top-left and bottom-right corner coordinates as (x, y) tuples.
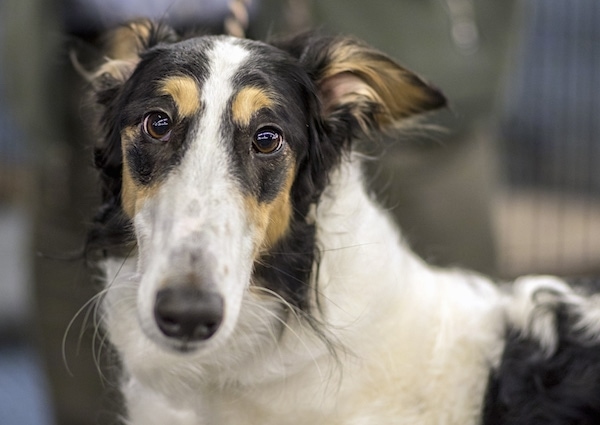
(143, 112), (172, 141)
(253, 128), (283, 154)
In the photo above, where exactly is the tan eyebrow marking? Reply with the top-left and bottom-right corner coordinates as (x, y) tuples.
(159, 76), (201, 117)
(231, 86), (275, 127)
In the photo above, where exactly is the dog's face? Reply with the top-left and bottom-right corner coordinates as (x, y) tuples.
(88, 21), (445, 357)
(110, 36), (321, 353)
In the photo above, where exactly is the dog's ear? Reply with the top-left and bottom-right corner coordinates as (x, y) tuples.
(279, 33), (446, 138)
(89, 20), (179, 101)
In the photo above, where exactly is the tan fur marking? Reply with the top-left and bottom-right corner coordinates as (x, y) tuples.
(159, 76), (201, 118)
(120, 126), (160, 217)
(319, 40), (444, 127)
(107, 21), (152, 61)
(232, 87), (275, 127)
(88, 20), (163, 88)
(245, 166), (295, 255)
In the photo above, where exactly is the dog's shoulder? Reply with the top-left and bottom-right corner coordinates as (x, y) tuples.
(483, 276), (600, 424)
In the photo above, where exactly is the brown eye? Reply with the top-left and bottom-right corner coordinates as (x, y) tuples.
(143, 112), (172, 141)
(253, 128), (283, 154)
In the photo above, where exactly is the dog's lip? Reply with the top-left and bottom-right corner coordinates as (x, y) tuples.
(153, 334), (207, 354)
(138, 314), (204, 354)
(168, 340), (198, 354)
(143, 319), (230, 355)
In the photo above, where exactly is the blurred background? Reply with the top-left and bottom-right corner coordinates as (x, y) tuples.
(0, 0), (599, 423)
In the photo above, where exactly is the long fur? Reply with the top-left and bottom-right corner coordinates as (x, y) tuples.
(83, 20), (600, 425)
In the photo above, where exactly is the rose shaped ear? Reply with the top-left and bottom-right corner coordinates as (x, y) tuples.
(318, 39), (446, 129)
(279, 33), (446, 136)
(77, 19), (179, 99)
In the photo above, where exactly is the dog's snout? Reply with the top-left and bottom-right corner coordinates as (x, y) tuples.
(154, 286), (224, 342)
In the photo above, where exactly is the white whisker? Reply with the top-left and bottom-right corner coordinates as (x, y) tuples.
(247, 288), (327, 382)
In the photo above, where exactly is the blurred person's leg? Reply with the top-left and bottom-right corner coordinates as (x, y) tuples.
(2, 0), (104, 423)
(0, 2), (56, 424)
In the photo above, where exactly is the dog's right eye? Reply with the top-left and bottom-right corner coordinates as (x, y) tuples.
(143, 112), (172, 141)
(253, 127), (283, 155)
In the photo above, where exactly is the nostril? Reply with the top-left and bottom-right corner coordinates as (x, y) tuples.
(154, 313), (189, 339)
(154, 286), (224, 342)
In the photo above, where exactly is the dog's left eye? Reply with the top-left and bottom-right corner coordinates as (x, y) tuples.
(143, 112), (172, 141)
(253, 128), (283, 154)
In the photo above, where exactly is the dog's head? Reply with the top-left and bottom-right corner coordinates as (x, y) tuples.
(87, 20), (445, 355)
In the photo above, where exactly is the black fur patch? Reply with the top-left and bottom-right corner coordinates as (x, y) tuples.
(227, 42), (323, 204)
(483, 300), (600, 424)
(117, 41), (212, 186)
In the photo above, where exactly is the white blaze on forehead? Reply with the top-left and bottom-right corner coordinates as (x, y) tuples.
(201, 38), (251, 147)
(178, 38), (251, 189)
(204, 38), (251, 109)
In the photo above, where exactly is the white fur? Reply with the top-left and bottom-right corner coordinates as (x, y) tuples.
(103, 154), (511, 424)
(98, 40), (592, 425)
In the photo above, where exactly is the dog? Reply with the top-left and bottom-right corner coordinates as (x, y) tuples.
(83, 20), (600, 424)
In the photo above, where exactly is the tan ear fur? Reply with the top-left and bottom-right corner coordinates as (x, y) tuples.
(318, 38), (446, 131)
(86, 20), (177, 90)
(102, 20), (156, 62)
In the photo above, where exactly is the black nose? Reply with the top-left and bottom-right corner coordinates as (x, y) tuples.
(154, 286), (224, 342)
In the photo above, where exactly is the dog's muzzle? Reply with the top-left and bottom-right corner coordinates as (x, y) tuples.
(154, 284), (224, 342)
(133, 171), (252, 349)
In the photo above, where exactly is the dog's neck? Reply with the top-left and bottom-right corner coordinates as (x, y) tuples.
(314, 155), (427, 323)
